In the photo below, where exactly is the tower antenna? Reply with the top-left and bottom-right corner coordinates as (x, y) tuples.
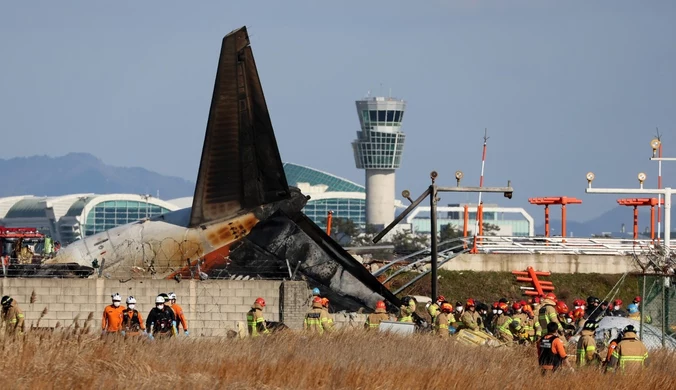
(474, 128), (489, 236)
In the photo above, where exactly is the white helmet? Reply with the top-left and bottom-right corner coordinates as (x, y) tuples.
(111, 293), (122, 302)
(126, 296), (136, 304)
(168, 292), (177, 301)
(155, 296), (165, 304)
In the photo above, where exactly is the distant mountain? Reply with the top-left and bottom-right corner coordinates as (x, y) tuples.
(536, 206), (673, 237)
(0, 153), (195, 199)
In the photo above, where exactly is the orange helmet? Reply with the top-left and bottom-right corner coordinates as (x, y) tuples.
(544, 293), (556, 301)
(376, 301), (386, 310)
(512, 302), (522, 310)
(321, 298), (329, 307)
(498, 302), (508, 312)
(555, 301), (569, 314)
(572, 308), (584, 320)
(441, 302), (453, 313)
(466, 298), (476, 307)
(255, 297), (266, 307)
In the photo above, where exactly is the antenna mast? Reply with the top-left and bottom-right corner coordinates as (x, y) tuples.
(474, 129), (489, 235)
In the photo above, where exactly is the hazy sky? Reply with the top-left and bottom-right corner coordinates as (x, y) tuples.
(1, 0), (674, 223)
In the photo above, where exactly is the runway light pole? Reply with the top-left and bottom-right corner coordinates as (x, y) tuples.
(373, 170), (514, 301)
(584, 171), (672, 346)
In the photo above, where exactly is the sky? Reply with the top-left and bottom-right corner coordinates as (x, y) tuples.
(1, 0), (675, 223)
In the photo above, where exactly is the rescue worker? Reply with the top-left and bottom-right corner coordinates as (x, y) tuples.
(584, 296), (602, 321)
(305, 296), (333, 334)
(121, 296), (146, 336)
(609, 299), (627, 317)
(571, 307), (586, 331)
(365, 300), (389, 329)
(320, 297), (335, 328)
(460, 298), (482, 331)
(510, 302), (530, 343)
(246, 297), (270, 337)
(488, 302), (500, 334)
(426, 301), (440, 325)
(434, 302), (452, 338)
(101, 293), (125, 336)
(627, 303), (640, 320)
(576, 321), (600, 367)
(607, 325), (649, 372)
(398, 296), (416, 323)
(495, 302), (514, 343)
(146, 295), (176, 339)
(521, 302), (540, 341)
(538, 293), (562, 334)
(1, 295), (25, 336)
(537, 322), (572, 374)
(476, 302), (490, 330)
(603, 329), (623, 370)
(167, 292), (188, 336)
(573, 298), (585, 311)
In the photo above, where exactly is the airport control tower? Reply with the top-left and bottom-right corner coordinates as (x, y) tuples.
(352, 96), (406, 228)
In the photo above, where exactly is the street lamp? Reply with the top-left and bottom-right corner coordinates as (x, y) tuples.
(585, 171), (672, 346)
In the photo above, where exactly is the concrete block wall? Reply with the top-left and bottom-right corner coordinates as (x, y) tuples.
(280, 281), (311, 330)
(0, 278), (284, 337)
(442, 253), (636, 274)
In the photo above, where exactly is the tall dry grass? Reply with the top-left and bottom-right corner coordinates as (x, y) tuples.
(1, 330), (674, 389)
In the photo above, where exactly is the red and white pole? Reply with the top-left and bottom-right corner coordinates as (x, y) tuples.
(658, 143), (663, 241)
(475, 129), (488, 236)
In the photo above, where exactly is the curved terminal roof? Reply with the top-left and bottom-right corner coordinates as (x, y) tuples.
(5, 198), (48, 218)
(283, 162), (364, 193)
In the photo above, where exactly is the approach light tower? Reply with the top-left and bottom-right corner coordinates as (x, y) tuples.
(352, 95), (407, 229)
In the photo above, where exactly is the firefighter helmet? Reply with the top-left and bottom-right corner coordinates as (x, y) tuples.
(633, 296), (642, 303)
(466, 298), (476, 307)
(255, 297), (266, 307)
(498, 302), (508, 312)
(623, 325), (637, 333)
(155, 296), (165, 304)
(613, 298), (623, 306)
(126, 296), (137, 304)
(312, 288), (320, 296)
(168, 292), (177, 301)
(555, 301), (569, 314)
(321, 297), (329, 307)
(1, 296), (12, 306)
(111, 293), (122, 302)
(544, 293), (557, 301)
(441, 302), (453, 313)
(376, 301), (386, 310)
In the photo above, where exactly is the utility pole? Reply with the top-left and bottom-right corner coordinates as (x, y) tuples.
(584, 171), (673, 346)
(374, 170), (514, 301)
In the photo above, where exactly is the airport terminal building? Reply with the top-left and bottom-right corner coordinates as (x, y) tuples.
(0, 194), (178, 244)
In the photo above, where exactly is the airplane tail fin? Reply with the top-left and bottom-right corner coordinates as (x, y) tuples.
(189, 26), (289, 228)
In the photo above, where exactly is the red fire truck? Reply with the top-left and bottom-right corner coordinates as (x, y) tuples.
(0, 226), (52, 266)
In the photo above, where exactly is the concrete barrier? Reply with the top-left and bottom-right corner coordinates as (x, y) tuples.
(0, 278), (295, 337)
(441, 253), (636, 274)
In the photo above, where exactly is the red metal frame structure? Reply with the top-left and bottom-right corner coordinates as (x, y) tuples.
(528, 197), (582, 238)
(0, 227), (44, 239)
(512, 266), (554, 296)
(616, 198), (662, 240)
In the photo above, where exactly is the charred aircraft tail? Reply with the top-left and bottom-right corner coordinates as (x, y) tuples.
(187, 26), (401, 313)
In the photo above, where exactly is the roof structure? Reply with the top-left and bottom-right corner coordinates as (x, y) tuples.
(283, 162), (365, 193)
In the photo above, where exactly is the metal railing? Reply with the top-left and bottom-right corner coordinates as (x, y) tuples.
(473, 236), (676, 256)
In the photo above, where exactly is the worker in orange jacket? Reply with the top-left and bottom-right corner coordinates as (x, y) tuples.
(121, 296), (146, 336)
(102, 293), (125, 336)
(168, 292), (188, 336)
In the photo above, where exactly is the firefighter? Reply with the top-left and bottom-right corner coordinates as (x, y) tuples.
(537, 322), (572, 373)
(460, 298), (482, 331)
(584, 296), (602, 321)
(246, 297), (270, 337)
(510, 302), (529, 343)
(609, 299), (628, 317)
(476, 302), (490, 330)
(426, 301), (440, 325)
(101, 293), (125, 336)
(571, 307), (586, 331)
(121, 296), (145, 336)
(627, 303), (640, 320)
(607, 325), (649, 372)
(305, 296), (333, 334)
(1, 295), (24, 336)
(603, 329), (623, 370)
(435, 302), (452, 338)
(365, 300), (389, 329)
(320, 297), (335, 328)
(146, 295), (176, 339)
(576, 321), (600, 367)
(398, 296), (416, 323)
(495, 302), (514, 343)
(167, 292), (188, 336)
(488, 302), (500, 333)
(573, 298), (585, 311)
(538, 293), (562, 334)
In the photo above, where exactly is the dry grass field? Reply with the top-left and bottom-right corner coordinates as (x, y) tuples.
(2, 330), (675, 389)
